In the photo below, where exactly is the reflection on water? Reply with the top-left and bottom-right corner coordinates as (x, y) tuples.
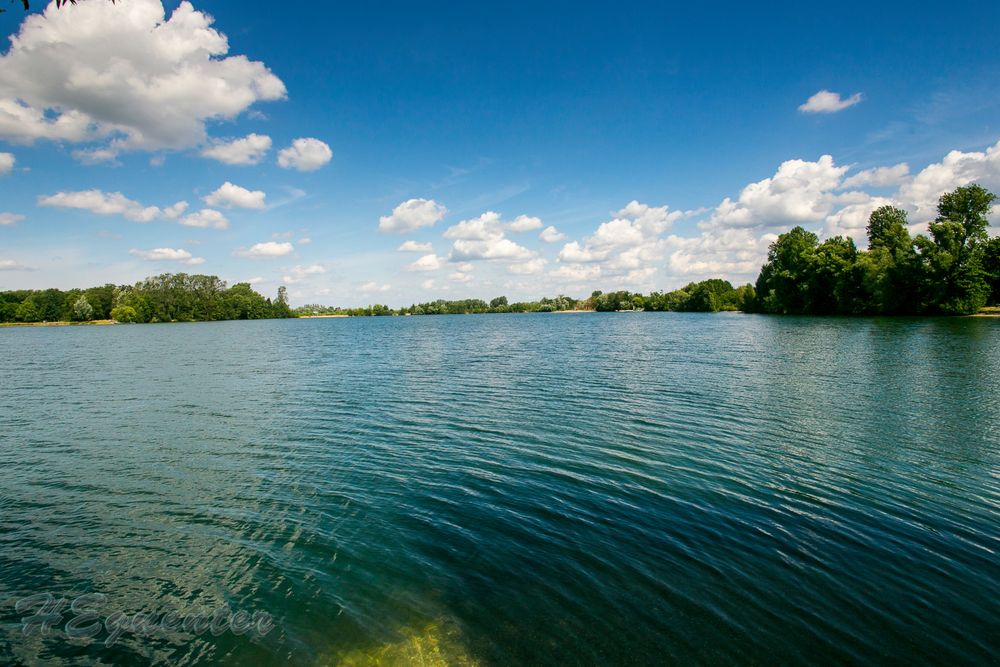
(0, 314), (998, 665)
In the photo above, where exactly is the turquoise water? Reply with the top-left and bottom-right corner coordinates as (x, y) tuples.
(1, 313), (998, 665)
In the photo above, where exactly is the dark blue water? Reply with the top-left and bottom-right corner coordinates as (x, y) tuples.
(1, 314), (998, 665)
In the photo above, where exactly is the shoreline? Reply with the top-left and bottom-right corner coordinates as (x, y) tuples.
(0, 319), (116, 328)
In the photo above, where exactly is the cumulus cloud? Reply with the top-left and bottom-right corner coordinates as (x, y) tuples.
(0, 0), (286, 159)
(203, 182), (266, 209)
(896, 140), (1000, 221)
(0, 212), (24, 226)
(277, 138), (332, 171)
(129, 247), (204, 265)
(558, 241), (607, 263)
(539, 225), (566, 243)
(180, 208), (229, 229)
(200, 133), (272, 165)
(443, 212), (504, 240)
(39, 189), (186, 223)
(508, 215), (543, 232)
(508, 258), (547, 275)
(0, 152), (13, 175)
(398, 240), (433, 252)
(407, 253), (443, 272)
(449, 272), (473, 283)
(841, 163), (910, 189)
(799, 90), (863, 113)
(706, 155), (849, 229)
(379, 198), (447, 233)
(450, 238), (534, 261)
(234, 241), (294, 258)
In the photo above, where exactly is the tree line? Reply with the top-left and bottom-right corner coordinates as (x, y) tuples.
(0, 273), (294, 323)
(295, 279), (756, 317)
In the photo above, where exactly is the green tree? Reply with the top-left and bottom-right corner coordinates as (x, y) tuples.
(984, 237), (1000, 306)
(754, 226), (820, 314)
(15, 299), (39, 322)
(110, 305), (139, 323)
(72, 295), (94, 321)
(916, 184), (996, 314)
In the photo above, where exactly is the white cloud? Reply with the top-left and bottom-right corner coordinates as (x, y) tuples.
(360, 281), (391, 293)
(450, 237), (534, 261)
(896, 140), (1000, 221)
(298, 237), (312, 245)
(824, 195), (897, 242)
(203, 182), (266, 209)
(550, 264), (602, 282)
(0, 212), (24, 226)
(277, 138), (332, 171)
(841, 163), (910, 189)
(799, 90), (863, 114)
(508, 215), (543, 232)
(235, 241), (294, 258)
(39, 189), (186, 223)
(398, 240), (433, 252)
(379, 198), (447, 233)
(180, 208), (229, 229)
(283, 264), (325, 284)
(454, 262), (474, 273)
(0, 0), (286, 158)
(448, 272), (473, 283)
(706, 155), (849, 229)
(129, 247), (204, 265)
(508, 258), (547, 275)
(407, 253), (443, 271)
(0, 259), (32, 271)
(557, 241), (607, 263)
(200, 133), (272, 165)
(420, 279), (436, 290)
(539, 225), (566, 243)
(444, 211), (504, 240)
(0, 152), (13, 175)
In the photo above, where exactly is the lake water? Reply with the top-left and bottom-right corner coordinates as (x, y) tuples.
(1, 314), (998, 665)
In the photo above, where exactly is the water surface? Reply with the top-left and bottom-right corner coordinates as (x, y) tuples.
(1, 314), (998, 665)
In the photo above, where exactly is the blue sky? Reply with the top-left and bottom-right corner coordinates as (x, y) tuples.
(1, 0), (999, 305)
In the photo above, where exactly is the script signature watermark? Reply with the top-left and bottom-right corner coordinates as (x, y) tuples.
(14, 593), (273, 647)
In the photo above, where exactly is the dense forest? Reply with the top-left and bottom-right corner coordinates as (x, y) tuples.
(3, 186), (997, 324)
(754, 185), (1000, 315)
(0, 274), (294, 323)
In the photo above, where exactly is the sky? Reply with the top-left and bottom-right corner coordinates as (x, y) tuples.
(1, 0), (999, 306)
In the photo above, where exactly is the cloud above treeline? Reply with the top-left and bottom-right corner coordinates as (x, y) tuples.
(378, 139), (1000, 299)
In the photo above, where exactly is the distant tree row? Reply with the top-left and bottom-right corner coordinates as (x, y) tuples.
(294, 279), (754, 318)
(0, 273), (294, 323)
(755, 185), (1000, 315)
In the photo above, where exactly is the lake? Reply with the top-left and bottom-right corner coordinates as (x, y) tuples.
(1, 313), (998, 665)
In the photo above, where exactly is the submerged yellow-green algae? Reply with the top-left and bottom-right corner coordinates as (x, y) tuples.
(326, 623), (479, 667)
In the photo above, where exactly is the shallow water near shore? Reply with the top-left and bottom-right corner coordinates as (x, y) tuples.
(1, 313), (998, 665)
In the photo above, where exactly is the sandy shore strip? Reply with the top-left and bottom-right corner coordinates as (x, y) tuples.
(0, 320), (116, 328)
(299, 314), (350, 318)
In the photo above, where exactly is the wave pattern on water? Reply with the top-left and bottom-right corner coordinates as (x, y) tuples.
(0, 314), (998, 665)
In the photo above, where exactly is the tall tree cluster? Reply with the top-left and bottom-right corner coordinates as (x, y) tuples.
(755, 185), (999, 315)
